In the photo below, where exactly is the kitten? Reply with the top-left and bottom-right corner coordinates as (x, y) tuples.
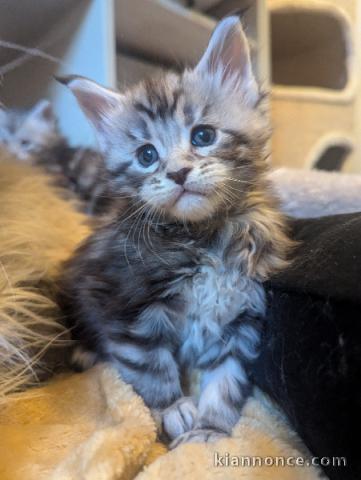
(0, 101), (107, 213)
(0, 100), (59, 161)
(58, 17), (291, 446)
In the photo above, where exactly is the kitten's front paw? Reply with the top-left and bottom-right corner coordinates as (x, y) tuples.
(170, 428), (227, 449)
(162, 396), (197, 441)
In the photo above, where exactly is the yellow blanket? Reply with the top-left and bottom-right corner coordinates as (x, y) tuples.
(0, 159), (321, 480)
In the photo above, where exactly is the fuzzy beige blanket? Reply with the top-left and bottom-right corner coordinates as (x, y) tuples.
(0, 158), (321, 480)
(0, 366), (321, 480)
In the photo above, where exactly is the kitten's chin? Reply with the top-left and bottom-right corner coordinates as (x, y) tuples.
(168, 191), (215, 222)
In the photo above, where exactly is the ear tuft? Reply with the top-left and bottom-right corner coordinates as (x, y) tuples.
(28, 99), (55, 124)
(195, 16), (258, 102)
(57, 75), (122, 130)
(54, 74), (77, 86)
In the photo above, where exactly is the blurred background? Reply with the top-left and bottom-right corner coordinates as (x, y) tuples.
(0, 0), (360, 173)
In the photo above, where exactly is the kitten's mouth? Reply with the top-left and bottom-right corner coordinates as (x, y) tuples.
(174, 188), (206, 205)
(165, 185), (215, 221)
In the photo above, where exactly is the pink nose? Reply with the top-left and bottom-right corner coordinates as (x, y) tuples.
(167, 167), (192, 185)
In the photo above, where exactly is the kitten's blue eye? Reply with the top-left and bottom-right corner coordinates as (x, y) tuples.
(191, 125), (216, 147)
(137, 144), (159, 167)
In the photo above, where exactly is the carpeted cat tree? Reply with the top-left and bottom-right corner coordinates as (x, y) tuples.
(268, 0), (361, 173)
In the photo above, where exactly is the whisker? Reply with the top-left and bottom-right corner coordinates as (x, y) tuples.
(146, 208), (170, 265)
(214, 187), (232, 209)
(220, 176), (254, 185)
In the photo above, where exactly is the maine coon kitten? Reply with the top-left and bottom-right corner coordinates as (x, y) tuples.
(0, 100), (59, 161)
(58, 17), (291, 446)
(0, 101), (106, 213)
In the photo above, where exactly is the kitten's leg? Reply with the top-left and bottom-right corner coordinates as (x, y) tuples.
(112, 343), (198, 440)
(111, 342), (181, 405)
(171, 316), (261, 447)
(197, 356), (252, 431)
(171, 356), (249, 447)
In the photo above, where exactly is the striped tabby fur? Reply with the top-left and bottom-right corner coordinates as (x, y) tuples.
(58, 17), (292, 446)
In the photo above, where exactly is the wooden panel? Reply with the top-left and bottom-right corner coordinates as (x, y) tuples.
(117, 54), (164, 89)
(0, 0), (76, 65)
(115, 0), (215, 66)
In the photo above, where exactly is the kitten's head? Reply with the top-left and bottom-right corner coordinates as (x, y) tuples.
(61, 17), (269, 222)
(0, 100), (59, 162)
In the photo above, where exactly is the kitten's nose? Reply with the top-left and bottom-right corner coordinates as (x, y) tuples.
(167, 167), (192, 185)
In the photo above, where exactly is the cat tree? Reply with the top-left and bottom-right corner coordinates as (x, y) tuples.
(268, 0), (361, 173)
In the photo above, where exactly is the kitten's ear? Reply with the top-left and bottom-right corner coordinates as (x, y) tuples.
(57, 75), (122, 130)
(0, 106), (7, 122)
(195, 16), (258, 102)
(29, 100), (55, 124)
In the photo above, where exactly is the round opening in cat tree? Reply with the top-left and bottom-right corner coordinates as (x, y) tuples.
(271, 4), (351, 91)
(307, 135), (353, 172)
(313, 144), (351, 171)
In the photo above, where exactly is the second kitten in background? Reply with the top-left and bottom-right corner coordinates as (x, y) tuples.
(0, 100), (107, 214)
(0, 100), (59, 162)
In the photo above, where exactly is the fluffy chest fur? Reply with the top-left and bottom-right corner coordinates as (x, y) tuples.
(167, 241), (266, 367)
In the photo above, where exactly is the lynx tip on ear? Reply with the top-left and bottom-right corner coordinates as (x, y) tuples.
(54, 74), (87, 87)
